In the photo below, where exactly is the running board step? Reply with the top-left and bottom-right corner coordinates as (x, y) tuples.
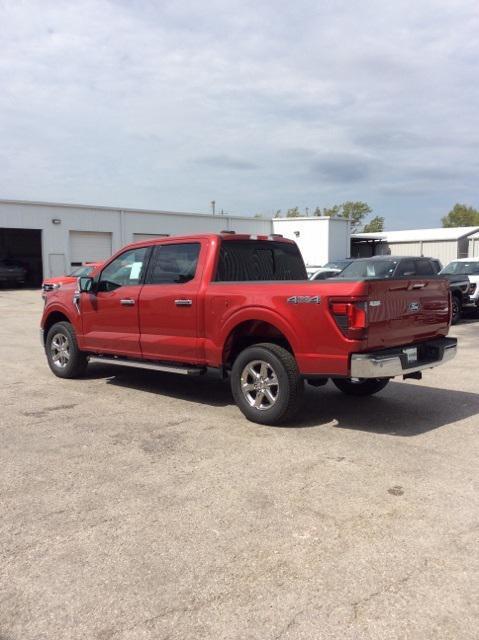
(88, 355), (206, 376)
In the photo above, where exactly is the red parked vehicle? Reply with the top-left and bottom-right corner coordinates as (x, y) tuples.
(42, 262), (103, 297)
(40, 233), (457, 424)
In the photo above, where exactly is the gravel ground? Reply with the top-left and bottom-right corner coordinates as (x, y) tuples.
(1, 289), (478, 640)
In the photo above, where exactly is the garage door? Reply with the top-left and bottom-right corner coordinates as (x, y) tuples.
(133, 233), (169, 242)
(0, 227), (43, 286)
(69, 231), (112, 266)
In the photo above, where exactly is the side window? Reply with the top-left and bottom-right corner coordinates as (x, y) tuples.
(395, 259), (416, 277)
(146, 243), (200, 284)
(98, 247), (147, 292)
(415, 260), (435, 276)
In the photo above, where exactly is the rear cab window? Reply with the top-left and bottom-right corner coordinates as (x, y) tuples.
(215, 240), (307, 281)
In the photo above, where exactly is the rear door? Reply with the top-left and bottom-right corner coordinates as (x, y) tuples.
(139, 242), (203, 363)
(80, 246), (148, 355)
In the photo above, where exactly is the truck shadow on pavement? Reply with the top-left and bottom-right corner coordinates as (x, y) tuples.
(295, 382), (479, 435)
(87, 364), (479, 436)
(88, 364), (233, 407)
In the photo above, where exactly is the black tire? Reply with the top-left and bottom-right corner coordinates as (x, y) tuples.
(451, 295), (462, 325)
(45, 321), (88, 378)
(230, 343), (304, 425)
(332, 377), (389, 396)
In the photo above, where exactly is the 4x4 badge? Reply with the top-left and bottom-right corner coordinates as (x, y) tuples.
(287, 295), (321, 304)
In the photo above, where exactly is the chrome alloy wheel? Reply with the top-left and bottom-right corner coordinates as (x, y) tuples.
(240, 360), (279, 410)
(50, 333), (71, 368)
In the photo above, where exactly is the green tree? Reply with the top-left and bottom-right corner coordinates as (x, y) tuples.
(273, 209), (282, 218)
(286, 207), (301, 217)
(320, 205), (341, 217)
(340, 201), (372, 232)
(317, 201), (372, 232)
(362, 216), (385, 233)
(442, 203), (479, 227)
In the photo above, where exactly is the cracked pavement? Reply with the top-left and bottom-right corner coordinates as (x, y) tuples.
(1, 290), (479, 639)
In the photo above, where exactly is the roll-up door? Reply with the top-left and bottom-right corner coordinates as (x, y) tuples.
(69, 231), (112, 266)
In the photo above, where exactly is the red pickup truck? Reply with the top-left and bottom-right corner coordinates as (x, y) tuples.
(41, 233), (457, 424)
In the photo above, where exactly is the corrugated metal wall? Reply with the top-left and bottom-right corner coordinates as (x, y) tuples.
(386, 240), (459, 265)
(468, 237), (479, 257)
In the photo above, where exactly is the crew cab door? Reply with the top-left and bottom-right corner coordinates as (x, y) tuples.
(139, 242), (203, 363)
(80, 246), (148, 356)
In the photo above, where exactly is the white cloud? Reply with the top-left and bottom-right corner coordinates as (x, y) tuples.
(0, 0), (478, 226)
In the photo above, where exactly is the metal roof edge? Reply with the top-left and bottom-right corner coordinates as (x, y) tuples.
(0, 198), (268, 222)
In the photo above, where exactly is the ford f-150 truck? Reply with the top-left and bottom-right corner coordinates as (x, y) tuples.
(40, 233), (457, 424)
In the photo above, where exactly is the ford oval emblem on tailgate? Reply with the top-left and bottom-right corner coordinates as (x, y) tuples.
(408, 301), (421, 312)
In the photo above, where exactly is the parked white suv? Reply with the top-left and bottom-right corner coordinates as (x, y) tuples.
(441, 258), (479, 309)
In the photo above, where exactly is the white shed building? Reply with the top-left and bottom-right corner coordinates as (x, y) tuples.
(272, 216), (351, 269)
(352, 227), (479, 266)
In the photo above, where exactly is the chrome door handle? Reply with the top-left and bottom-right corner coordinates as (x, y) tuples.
(175, 299), (192, 306)
(120, 298), (135, 306)
(410, 283), (426, 289)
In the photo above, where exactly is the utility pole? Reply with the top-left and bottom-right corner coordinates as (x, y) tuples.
(211, 200), (216, 215)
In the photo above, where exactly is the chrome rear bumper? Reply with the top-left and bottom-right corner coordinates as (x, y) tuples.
(350, 337), (457, 379)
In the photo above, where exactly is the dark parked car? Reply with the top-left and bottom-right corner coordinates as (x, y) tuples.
(0, 259), (27, 287)
(336, 256), (442, 279)
(309, 259), (355, 280)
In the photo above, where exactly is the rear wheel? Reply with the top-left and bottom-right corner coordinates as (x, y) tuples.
(451, 295), (462, 325)
(46, 321), (88, 378)
(332, 377), (389, 396)
(231, 343), (304, 425)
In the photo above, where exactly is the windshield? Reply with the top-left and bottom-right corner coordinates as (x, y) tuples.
(69, 265), (93, 277)
(441, 261), (479, 276)
(323, 260), (351, 270)
(338, 259), (398, 279)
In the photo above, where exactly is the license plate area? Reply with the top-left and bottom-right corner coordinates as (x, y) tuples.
(403, 347), (418, 364)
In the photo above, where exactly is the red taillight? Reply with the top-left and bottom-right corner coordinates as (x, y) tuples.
(330, 300), (368, 339)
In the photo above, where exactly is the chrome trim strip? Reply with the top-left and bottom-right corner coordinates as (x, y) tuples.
(40, 328), (44, 346)
(350, 343), (457, 379)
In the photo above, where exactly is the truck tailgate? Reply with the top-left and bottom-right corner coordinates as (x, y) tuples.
(365, 278), (450, 350)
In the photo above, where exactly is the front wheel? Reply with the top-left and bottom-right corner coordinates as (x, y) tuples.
(332, 377), (389, 396)
(230, 343), (304, 425)
(45, 321), (88, 378)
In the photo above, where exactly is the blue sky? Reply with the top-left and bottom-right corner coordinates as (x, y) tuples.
(1, 0), (478, 229)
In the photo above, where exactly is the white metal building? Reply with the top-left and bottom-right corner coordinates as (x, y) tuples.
(0, 199), (352, 285)
(272, 216), (350, 269)
(352, 227), (479, 266)
(0, 199), (271, 285)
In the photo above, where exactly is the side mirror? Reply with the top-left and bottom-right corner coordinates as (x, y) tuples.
(78, 276), (94, 293)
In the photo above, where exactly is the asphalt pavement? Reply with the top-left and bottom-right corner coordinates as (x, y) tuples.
(1, 289), (478, 640)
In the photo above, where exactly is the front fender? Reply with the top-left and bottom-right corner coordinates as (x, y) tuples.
(41, 299), (80, 333)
